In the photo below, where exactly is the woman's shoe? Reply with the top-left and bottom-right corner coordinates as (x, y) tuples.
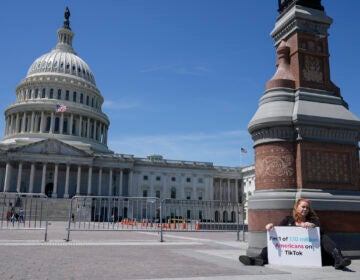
(239, 255), (264, 266)
(332, 248), (351, 269)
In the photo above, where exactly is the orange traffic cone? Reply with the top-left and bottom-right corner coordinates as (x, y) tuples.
(172, 221), (177, 230)
(195, 220), (200, 230)
(133, 218), (137, 226)
(182, 219), (187, 230)
(167, 219), (171, 229)
(141, 219), (145, 228)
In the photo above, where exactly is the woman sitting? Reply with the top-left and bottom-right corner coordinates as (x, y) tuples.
(239, 198), (351, 270)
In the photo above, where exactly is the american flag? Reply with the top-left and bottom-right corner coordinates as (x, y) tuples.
(241, 147), (248, 153)
(55, 104), (67, 113)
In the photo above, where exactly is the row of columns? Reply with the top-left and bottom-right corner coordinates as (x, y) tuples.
(2, 161), (133, 198)
(17, 88), (99, 110)
(214, 178), (240, 202)
(5, 111), (108, 145)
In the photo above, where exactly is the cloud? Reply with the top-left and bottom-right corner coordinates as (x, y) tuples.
(103, 99), (140, 110)
(108, 130), (253, 167)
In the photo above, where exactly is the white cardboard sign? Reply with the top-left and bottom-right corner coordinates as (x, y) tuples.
(267, 226), (322, 267)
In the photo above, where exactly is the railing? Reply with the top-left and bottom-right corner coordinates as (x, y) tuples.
(66, 196), (245, 242)
(0, 192), (49, 241)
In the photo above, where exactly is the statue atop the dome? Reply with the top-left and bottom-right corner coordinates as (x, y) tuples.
(63, 6), (71, 30)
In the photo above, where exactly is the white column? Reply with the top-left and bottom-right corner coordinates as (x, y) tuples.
(208, 176), (214, 200)
(10, 115), (15, 135)
(119, 169), (123, 196)
(21, 112), (26, 133)
(162, 174), (167, 199)
(192, 175), (196, 200)
(40, 112), (45, 133)
(108, 169), (113, 196)
(53, 164), (59, 198)
(87, 118), (91, 138)
(78, 115), (83, 136)
(5, 116), (9, 136)
(69, 114), (74, 135)
(15, 113), (20, 133)
(98, 168), (103, 195)
(87, 166), (93, 195)
(50, 112), (55, 133)
(3, 162), (11, 192)
(227, 179), (231, 201)
(16, 162), (23, 193)
(219, 177), (224, 200)
(60, 113), (64, 134)
(41, 163), (47, 194)
(29, 163), (35, 193)
(235, 179), (239, 203)
(76, 166), (81, 194)
(34, 113), (38, 132)
(94, 120), (97, 140)
(150, 173), (154, 197)
(64, 164), (70, 198)
(30, 112), (35, 132)
(128, 170), (133, 196)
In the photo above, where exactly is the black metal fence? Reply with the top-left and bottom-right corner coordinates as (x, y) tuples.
(66, 195), (245, 242)
(0, 192), (49, 241)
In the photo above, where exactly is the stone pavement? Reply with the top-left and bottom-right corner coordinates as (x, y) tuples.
(0, 222), (359, 280)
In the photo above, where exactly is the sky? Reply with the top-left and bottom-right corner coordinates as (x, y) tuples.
(0, 0), (359, 167)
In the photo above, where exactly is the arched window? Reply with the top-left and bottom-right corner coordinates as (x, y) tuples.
(42, 88), (46, 98)
(57, 89), (62, 99)
(223, 211), (228, 223)
(49, 88), (54, 99)
(231, 211), (236, 223)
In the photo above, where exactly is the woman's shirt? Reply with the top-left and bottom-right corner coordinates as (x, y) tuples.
(279, 216), (321, 227)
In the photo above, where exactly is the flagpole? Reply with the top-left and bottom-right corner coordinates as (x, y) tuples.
(240, 150), (242, 168)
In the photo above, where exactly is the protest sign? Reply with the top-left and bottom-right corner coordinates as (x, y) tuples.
(267, 226), (322, 267)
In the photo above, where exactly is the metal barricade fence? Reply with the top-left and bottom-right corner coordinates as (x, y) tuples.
(66, 196), (161, 241)
(160, 199), (245, 242)
(0, 192), (49, 241)
(66, 196), (246, 242)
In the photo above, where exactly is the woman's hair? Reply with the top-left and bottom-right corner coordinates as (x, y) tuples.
(292, 198), (319, 222)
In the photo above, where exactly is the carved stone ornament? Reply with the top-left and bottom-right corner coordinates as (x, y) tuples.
(302, 55), (323, 83)
(258, 155), (294, 177)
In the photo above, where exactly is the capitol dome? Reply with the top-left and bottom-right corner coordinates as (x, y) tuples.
(1, 7), (110, 153)
(27, 49), (96, 86)
(26, 10), (96, 86)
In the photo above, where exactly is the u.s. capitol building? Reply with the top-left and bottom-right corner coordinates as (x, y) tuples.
(0, 8), (255, 220)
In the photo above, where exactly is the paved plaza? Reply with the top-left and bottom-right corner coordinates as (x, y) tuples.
(0, 222), (359, 280)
